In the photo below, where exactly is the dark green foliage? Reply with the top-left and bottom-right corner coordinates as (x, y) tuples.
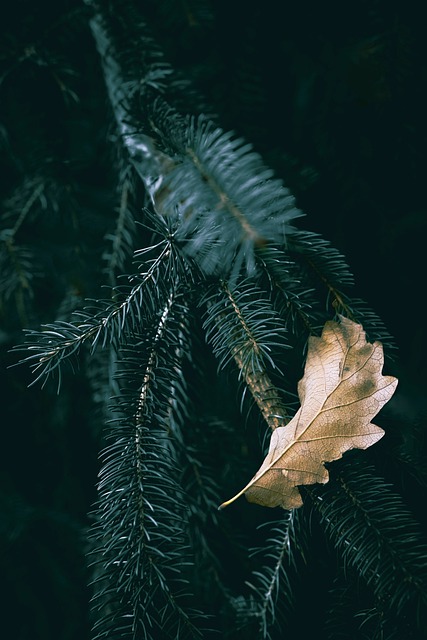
(1, 1), (427, 639)
(202, 280), (289, 373)
(306, 459), (427, 639)
(90, 298), (204, 640)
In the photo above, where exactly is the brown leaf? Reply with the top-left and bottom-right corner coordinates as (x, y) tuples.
(220, 316), (398, 510)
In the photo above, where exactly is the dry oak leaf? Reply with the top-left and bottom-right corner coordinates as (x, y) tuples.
(220, 315), (398, 510)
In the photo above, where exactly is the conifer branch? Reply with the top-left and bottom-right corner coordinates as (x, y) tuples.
(89, 7), (177, 213)
(4, 2), (426, 639)
(203, 280), (289, 431)
(0, 177), (47, 320)
(14, 223), (182, 388)
(90, 2), (301, 281)
(285, 231), (395, 345)
(103, 165), (138, 287)
(4, 178), (46, 238)
(286, 230), (354, 311)
(170, 117), (301, 279)
(256, 244), (315, 337)
(91, 294), (204, 639)
(245, 511), (296, 638)
(306, 461), (427, 634)
(185, 145), (263, 245)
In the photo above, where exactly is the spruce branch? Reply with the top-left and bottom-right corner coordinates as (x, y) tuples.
(0, 177), (48, 320)
(240, 510), (298, 639)
(13, 220), (185, 388)
(91, 295), (204, 639)
(4, 2), (426, 640)
(306, 460), (427, 635)
(103, 164), (138, 287)
(286, 230), (354, 311)
(255, 243), (316, 337)
(89, 0), (301, 281)
(1, 177), (46, 237)
(162, 115), (302, 279)
(284, 230), (395, 347)
(0, 241), (35, 304)
(88, 4), (179, 212)
(203, 280), (289, 432)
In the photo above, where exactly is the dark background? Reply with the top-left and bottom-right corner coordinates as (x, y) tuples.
(1, 0), (426, 637)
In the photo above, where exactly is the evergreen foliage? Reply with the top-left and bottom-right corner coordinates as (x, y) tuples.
(1, 1), (427, 639)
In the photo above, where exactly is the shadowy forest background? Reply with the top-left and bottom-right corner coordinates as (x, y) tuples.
(1, 1), (427, 639)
